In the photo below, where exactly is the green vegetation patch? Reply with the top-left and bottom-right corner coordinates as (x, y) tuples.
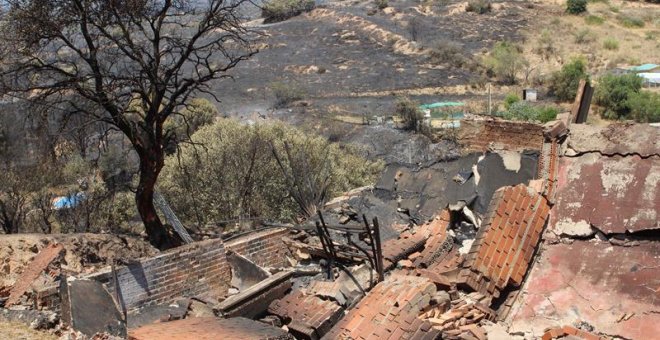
(566, 0), (587, 14)
(603, 38), (619, 50)
(585, 15), (605, 25)
(617, 14), (645, 28)
(595, 74), (659, 122)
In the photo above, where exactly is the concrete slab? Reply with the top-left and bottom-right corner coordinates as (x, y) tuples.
(509, 241), (660, 339)
(60, 277), (126, 337)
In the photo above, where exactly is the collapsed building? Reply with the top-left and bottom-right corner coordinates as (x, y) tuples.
(1, 89), (658, 340)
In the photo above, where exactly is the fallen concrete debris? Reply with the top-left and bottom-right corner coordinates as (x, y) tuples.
(5, 243), (64, 307)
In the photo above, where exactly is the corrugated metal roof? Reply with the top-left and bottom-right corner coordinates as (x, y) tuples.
(629, 63), (659, 72)
(419, 102), (465, 110)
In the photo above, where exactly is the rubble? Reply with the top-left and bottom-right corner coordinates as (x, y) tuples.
(1, 114), (656, 340)
(128, 317), (294, 340)
(5, 243), (63, 307)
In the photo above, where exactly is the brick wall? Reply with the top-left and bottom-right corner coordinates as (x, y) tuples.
(102, 238), (231, 311)
(225, 228), (292, 268)
(459, 119), (544, 153)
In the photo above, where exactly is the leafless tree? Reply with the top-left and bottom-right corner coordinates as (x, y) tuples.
(1, 0), (257, 249)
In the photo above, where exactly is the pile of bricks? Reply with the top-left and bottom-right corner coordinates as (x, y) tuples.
(268, 290), (343, 339)
(420, 292), (495, 340)
(323, 274), (440, 339)
(542, 325), (603, 340)
(458, 184), (550, 298)
(129, 317), (294, 340)
(382, 211), (453, 270)
(409, 211), (453, 268)
(225, 228), (292, 268)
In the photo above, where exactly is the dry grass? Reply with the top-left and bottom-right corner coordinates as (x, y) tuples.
(0, 322), (58, 340)
(522, 0), (659, 80)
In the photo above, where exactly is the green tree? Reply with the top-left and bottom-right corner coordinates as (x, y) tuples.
(594, 74), (643, 120)
(484, 42), (528, 84)
(1, 1), (256, 249)
(549, 58), (590, 101)
(627, 91), (660, 123)
(159, 119), (383, 227)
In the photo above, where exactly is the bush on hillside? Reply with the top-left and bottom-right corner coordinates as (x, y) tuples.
(483, 41), (528, 84)
(549, 58), (590, 101)
(262, 0), (315, 23)
(594, 73), (642, 120)
(159, 119), (384, 225)
(503, 93), (520, 110)
(627, 91), (660, 123)
(466, 0), (492, 14)
(502, 102), (559, 123)
(566, 0), (587, 14)
(603, 38), (619, 50)
(270, 82), (305, 108)
(396, 97), (425, 132)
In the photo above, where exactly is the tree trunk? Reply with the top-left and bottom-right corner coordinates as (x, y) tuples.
(135, 147), (181, 250)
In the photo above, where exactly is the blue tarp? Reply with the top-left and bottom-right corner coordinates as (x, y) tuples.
(53, 193), (85, 209)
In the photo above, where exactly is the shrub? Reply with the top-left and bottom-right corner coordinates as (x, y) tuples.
(502, 102), (558, 123)
(270, 82), (305, 108)
(429, 41), (471, 68)
(549, 58), (590, 101)
(585, 15), (605, 25)
(466, 0), (492, 14)
(574, 28), (596, 43)
(594, 73), (642, 120)
(566, 0), (587, 14)
(484, 41), (528, 84)
(617, 15), (645, 28)
(503, 93), (520, 110)
(262, 0), (315, 23)
(603, 38), (619, 50)
(627, 91), (660, 123)
(375, 0), (389, 9)
(396, 97), (425, 132)
(159, 120), (384, 224)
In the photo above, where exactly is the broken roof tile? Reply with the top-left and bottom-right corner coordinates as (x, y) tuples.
(459, 184), (550, 297)
(268, 290), (343, 339)
(323, 274), (440, 340)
